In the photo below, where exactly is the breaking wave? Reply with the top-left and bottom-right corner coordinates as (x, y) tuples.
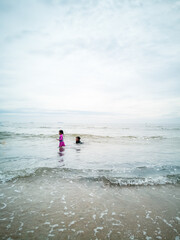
(0, 166), (179, 187)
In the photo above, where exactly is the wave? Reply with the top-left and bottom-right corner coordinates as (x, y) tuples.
(146, 125), (180, 131)
(158, 127), (180, 131)
(0, 131), (169, 141)
(0, 131), (114, 141)
(0, 131), (57, 140)
(84, 175), (180, 187)
(0, 167), (179, 187)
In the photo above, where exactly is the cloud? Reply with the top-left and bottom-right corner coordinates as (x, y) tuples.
(0, 0), (180, 122)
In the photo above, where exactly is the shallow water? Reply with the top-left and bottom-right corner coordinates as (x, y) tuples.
(0, 122), (180, 185)
(0, 121), (180, 239)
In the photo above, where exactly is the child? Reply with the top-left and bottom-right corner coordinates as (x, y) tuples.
(76, 136), (82, 144)
(58, 130), (65, 147)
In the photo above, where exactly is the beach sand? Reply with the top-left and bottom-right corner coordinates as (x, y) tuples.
(0, 176), (179, 240)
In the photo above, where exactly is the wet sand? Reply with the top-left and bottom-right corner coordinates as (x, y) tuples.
(0, 177), (179, 240)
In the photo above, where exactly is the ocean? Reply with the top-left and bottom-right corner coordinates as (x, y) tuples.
(0, 121), (180, 239)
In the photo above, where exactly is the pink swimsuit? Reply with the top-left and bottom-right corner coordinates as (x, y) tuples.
(59, 134), (65, 147)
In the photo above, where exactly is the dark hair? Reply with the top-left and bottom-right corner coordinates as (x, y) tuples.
(76, 136), (81, 144)
(59, 130), (64, 134)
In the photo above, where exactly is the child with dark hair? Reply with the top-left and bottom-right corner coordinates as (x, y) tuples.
(76, 136), (82, 144)
(58, 130), (65, 147)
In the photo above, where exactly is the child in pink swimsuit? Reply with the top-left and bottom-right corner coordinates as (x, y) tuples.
(58, 130), (65, 147)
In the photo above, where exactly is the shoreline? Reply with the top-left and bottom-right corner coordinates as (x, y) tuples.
(0, 178), (179, 240)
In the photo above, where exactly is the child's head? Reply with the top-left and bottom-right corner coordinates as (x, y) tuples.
(76, 136), (81, 143)
(59, 130), (64, 135)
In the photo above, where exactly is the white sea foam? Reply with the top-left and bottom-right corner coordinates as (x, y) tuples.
(0, 203), (7, 210)
(94, 227), (103, 235)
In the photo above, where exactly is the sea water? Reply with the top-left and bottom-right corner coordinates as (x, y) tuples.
(0, 121), (179, 185)
(0, 121), (180, 239)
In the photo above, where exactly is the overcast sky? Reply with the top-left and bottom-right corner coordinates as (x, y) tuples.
(0, 0), (180, 122)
